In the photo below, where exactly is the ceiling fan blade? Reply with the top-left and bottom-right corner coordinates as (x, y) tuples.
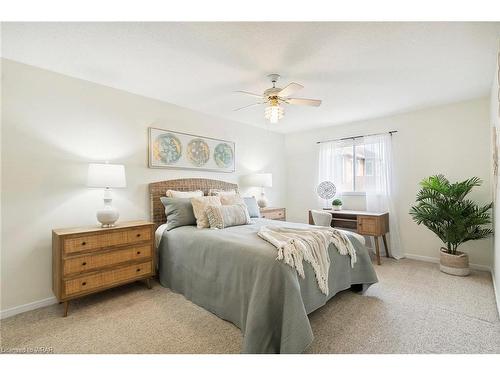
(233, 103), (262, 111)
(234, 90), (264, 99)
(286, 98), (322, 107)
(277, 82), (304, 97)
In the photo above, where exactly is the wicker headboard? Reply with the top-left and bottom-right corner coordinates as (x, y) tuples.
(149, 178), (239, 228)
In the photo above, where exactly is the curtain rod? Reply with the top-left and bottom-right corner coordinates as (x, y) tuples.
(316, 130), (398, 144)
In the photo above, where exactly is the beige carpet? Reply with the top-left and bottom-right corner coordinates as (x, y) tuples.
(1, 258), (499, 354)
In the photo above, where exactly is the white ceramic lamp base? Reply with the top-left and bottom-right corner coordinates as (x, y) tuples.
(257, 191), (269, 208)
(97, 188), (119, 227)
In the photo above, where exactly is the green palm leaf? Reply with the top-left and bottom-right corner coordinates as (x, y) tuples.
(409, 175), (493, 254)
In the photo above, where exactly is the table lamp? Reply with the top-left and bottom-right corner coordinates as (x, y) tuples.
(243, 173), (272, 208)
(87, 163), (126, 227)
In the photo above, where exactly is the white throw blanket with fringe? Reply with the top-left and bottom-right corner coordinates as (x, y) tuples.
(257, 226), (357, 295)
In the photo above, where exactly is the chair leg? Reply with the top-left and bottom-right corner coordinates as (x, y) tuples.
(374, 236), (381, 265)
(382, 234), (390, 258)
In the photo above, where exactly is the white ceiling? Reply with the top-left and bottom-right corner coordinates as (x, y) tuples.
(2, 22), (500, 133)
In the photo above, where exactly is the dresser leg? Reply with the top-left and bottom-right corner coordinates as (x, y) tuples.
(382, 234), (390, 258)
(374, 236), (381, 265)
(145, 278), (152, 289)
(63, 301), (69, 317)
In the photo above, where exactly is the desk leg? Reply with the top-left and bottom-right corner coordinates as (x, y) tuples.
(374, 236), (381, 265)
(382, 234), (390, 258)
(63, 301), (69, 317)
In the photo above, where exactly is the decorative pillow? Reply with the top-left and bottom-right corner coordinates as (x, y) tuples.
(205, 204), (251, 229)
(191, 196), (222, 228)
(243, 196), (261, 218)
(166, 190), (203, 198)
(209, 189), (237, 196)
(220, 193), (244, 205)
(160, 197), (196, 231)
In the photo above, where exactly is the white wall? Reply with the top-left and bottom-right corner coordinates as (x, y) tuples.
(285, 97), (493, 267)
(0, 59), (286, 312)
(1, 58), (495, 316)
(491, 54), (500, 314)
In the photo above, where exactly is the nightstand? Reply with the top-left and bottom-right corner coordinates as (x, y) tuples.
(260, 207), (286, 221)
(52, 220), (155, 317)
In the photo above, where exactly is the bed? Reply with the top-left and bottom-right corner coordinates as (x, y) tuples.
(150, 178), (378, 354)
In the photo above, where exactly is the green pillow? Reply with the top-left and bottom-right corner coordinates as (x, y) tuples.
(160, 197), (196, 231)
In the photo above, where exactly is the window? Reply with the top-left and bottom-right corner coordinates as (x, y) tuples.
(337, 143), (369, 193)
(318, 137), (382, 196)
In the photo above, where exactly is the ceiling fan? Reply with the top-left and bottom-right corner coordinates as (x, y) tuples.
(234, 74), (322, 124)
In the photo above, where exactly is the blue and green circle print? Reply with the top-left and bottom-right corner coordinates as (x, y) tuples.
(155, 133), (182, 164)
(214, 143), (234, 169)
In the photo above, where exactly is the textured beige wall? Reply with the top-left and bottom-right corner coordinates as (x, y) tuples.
(0, 59), (286, 311)
(285, 97), (493, 267)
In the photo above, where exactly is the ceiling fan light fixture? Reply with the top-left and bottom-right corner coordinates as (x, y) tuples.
(264, 104), (284, 124)
(235, 74), (320, 124)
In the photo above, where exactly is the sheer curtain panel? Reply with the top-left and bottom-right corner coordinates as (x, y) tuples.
(363, 134), (403, 258)
(317, 140), (347, 206)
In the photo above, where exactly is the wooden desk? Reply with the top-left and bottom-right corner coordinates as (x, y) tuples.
(308, 210), (390, 265)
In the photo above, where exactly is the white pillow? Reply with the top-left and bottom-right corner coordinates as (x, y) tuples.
(209, 189), (237, 196)
(166, 190), (203, 198)
(220, 193), (244, 205)
(191, 196), (222, 228)
(205, 204), (251, 229)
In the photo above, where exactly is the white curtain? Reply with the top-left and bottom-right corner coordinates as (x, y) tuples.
(317, 139), (350, 207)
(362, 134), (403, 258)
(317, 134), (403, 259)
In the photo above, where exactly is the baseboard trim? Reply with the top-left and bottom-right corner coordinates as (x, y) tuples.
(404, 253), (491, 272)
(492, 269), (500, 319)
(1, 296), (58, 320)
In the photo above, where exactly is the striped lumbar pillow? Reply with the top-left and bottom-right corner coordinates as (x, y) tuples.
(206, 204), (251, 229)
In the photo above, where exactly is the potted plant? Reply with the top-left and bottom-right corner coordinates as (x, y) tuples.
(332, 198), (343, 211)
(409, 175), (493, 276)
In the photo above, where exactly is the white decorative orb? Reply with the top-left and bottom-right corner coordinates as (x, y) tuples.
(316, 181), (336, 200)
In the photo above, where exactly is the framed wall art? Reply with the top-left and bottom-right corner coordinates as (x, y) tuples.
(148, 127), (235, 172)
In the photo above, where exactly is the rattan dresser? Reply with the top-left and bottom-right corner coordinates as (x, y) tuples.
(52, 220), (155, 316)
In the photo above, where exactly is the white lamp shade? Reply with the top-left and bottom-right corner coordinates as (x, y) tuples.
(242, 173), (272, 188)
(87, 163), (126, 188)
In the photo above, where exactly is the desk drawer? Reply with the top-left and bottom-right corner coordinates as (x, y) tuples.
(357, 216), (379, 235)
(63, 227), (151, 254)
(63, 244), (152, 275)
(64, 261), (152, 297)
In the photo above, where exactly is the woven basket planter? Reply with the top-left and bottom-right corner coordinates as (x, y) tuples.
(439, 248), (470, 276)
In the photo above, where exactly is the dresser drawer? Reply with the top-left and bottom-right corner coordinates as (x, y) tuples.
(261, 209), (286, 220)
(63, 244), (152, 275)
(63, 227), (151, 254)
(64, 261), (152, 297)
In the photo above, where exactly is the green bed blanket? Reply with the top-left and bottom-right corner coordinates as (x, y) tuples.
(158, 218), (378, 353)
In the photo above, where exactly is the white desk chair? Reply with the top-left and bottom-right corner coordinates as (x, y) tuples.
(310, 210), (332, 227)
